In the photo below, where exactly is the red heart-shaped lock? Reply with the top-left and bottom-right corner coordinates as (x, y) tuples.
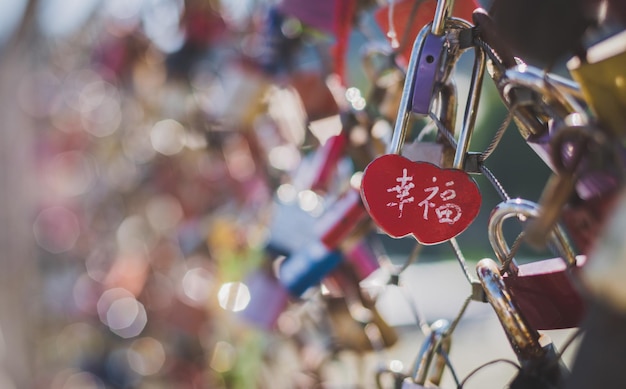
(361, 154), (481, 244)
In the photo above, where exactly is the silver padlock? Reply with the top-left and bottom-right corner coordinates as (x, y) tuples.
(401, 319), (451, 389)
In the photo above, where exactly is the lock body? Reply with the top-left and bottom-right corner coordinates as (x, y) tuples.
(308, 132), (348, 193)
(265, 195), (318, 257)
(488, 198), (586, 330)
(325, 295), (398, 352)
(344, 237), (380, 281)
(317, 188), (368, 249)
(567, 29), (626, 138)
(278, 241), (343, 296)
(502, 256), (586, 329)
(411, 33), (445, 114)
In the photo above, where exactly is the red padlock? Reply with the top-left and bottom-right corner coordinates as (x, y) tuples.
(361, 10), (485, 245)
(488, 198), (587, 330)
(308, 132), (348, 193)
(317, 187), (369, 249)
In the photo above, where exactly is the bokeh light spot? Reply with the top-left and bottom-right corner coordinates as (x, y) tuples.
(33, 206), (80, 254)
(217, 282), (250, 312)
(181, 267), (214, 306)
(150, 119), (185, 155)
(44, 151), (95, 197)
(210, 341), (236, 373)
(127, 337), (166, 376)
(268, 144), (301, 171)
(97, 288), (147, 339)
(145, 194), (183, 233)
(298, 190), (321, 213)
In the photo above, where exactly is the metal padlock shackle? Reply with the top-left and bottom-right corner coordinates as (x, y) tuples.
(488, 198), (577, 275)
(502, 64), (588, 124)
(387, 17), (485, 172)
(407, 319), (451, 387)
(431, 0), (454, 36)
(387, 22), (433, 156)
(476, 258), (546, 362)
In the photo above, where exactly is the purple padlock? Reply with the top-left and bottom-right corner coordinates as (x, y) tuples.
(277, 0), (336, 35)
(411, 32), (445, 114)
(238, 267), (290, 331)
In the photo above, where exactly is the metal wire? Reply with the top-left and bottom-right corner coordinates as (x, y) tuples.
(480, 109), (513, 162)
(480, 165), (511, 201)
(449, 237), (478, 284)
(446, 294), (472, 337)
(440, 347), (462, 387)
(427, 111), (511, 202)
(500, 231), (526, 275)
(458, 358), (521, 388)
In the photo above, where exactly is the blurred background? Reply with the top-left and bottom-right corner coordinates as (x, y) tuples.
(0, 0), (562, 388)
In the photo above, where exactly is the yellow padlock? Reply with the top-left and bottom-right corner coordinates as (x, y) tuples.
(567, 29), (626, 137)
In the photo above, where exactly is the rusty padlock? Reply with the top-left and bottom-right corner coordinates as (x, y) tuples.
(488, 198), (586, 330)
(476, 258), (569, 388)
(477, 258), (544, 362)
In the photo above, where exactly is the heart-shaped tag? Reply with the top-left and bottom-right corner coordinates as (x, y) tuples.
(361, 154), (481, 244)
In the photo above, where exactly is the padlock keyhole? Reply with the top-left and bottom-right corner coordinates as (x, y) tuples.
(426, 55), (435, 64)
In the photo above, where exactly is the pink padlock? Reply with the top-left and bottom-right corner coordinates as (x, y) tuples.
(317, 188), (369, 249)
(344, 237), (380, 281)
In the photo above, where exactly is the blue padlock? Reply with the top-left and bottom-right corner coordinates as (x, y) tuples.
(278, 241), (343, 297)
